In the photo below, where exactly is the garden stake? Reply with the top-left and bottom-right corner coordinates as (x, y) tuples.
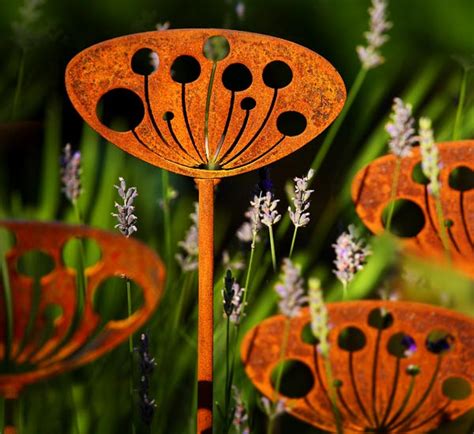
(0, 221), (164, 434)
(65, 28), (346, 432)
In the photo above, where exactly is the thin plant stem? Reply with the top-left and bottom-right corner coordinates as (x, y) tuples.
(310, 67), (368, 176)
(10, 50), (25, 120)
(322, 356), (343, 434)
(268, 226), (277, 272)
(240, 232), (257, 319)
(267, 318), (291, 434)
(161, 169), (172, 264)
(289, 226), (298, 258)
(342, 281), (348, 300)
(126, 278), (137, 434)
(452, 68), (468, 141)
(173, 272), (193, 331)
(69, 383), (82, 434)
(385, 157), (402, 232)
(433, 194), (451, 260)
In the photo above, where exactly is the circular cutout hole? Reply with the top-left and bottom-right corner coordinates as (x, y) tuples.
(93, 276), (144, 322)
(270, 359), (314, 398)
(131, 48), (159, 76)
(222, 63), (252, 92)
(277, 111), (307, 136)
(240, 97), (256, 111)
(382, 199), (425, 237)
(338, 326), (366, 352)
(62, 237), (101, 269)
(203, 35), (230, 62)
(170, 55), (201, 84)
(368, 308), (394, 330)
(442, 377), (471, 400)
(97, 88), (145, 132)
(301, 322), (319, 345)
(263, 60), (293, 89)
(163, 111), (174, 121)
(412, 162), (430, 185)
(387, 332), (417, 358)
(17, 250), (55, 279)
(426, 330), (454, 354)
(449, 166), (474, 191)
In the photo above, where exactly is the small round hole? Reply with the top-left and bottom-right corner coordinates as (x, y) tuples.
(62, 237), (102, 269)
(426, 330), (454, 355)
(368, 308), (394, 330)
(93, 276), (144, 322)
(338, 326), (366, 352)
(270, 359), (314, 398)
(412, 162), (430, 185)
(131, 48), (159, 76)
(222, 63), (252, 92)
(240, 97), (256, 111)
(387, 333), (417, 358)
(170, 55), (201, 84)
(301, 322), (319, 345)
(97, 88), (145, 132)
(163, 111), (174, 121)
(382, 199), (425, 237)
(449, 166), (474, 191)
(17, 250), (55, 279)
(442, 377), (472, 400)
(203, 35), (230, 62)
(263, 60), (293, 89)
(277, 111), (307, 136)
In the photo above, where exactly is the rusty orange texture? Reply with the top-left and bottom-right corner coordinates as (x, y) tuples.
(0, 220), (165, 399)
(352, 141), (474, 278)
(65, 28), (345, 179)
(241, 300), (474, 433)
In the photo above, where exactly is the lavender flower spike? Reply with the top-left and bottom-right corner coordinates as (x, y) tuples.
(61, 143), (82, 204)
(175, 202), (199, 271)
(333, 225), (371, 290)
(275, 258), (307, 318)
(232, 386), (250, 434)
(419, 117), (441, 196)
(260, 191), (281, 227)
(222, 269), (246, 325)
(236, 193), (262, 243)
(386, 97), (416, 158)
(309, 278), (330, 357)
(356, 0), (392, 69)
(112, 177), (138, 237)
(288, 169), (315, 228)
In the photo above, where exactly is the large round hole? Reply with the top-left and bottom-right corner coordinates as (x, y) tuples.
(277, 111), (307, 136)
(449, 166), (474, 191)
(301, 322), (319, 345)
(93, 276), (144, 322)
(426, 330), (454, 355)
(62, 237), (101, 269)
(387, 332), (417, 358)
(338, 326), (366, 352)
(131, 48), (159, 76)
(96, 88), (145, 132)
(222, 63), (252, 92)
(17, 250), (55, 279)
(412, 162), (430, 185)
(203, 35), (230, 62)
(382, 199), (425, 237)
(270, 359), (314, 398)
(170, 55), (201, 84)
(442, 377), (472, 400)
(240, 97), (256, 111)
(263, 60), (293, 89)
(368, 308), (394, 330)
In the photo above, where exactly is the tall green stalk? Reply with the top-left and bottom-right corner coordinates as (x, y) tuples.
(10, 50), (25, 120)
(289, 226), (298, 258)
(126, 278), (137, 434)
(322, 356), (343, 434)
(385, 157), (402, 232)
(452, 68), (468, 140)
(434, 195), (451, 261)
(161, 169), (172, 265)
(268, 226), (277, 272)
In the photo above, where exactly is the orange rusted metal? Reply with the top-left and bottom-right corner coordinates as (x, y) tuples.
(65, 28), (346, 433)
(352, 140), (474, 278)
(242, 300), (474, 433)
(0, 220), (164, 399)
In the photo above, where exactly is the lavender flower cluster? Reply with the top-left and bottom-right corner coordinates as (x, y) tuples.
(418, 117), (441, 196)
(176, 203), (199, 271)
(288, 169), (315, 228)
(61, 143), (82, 204)
(112, 177), (138, 237)
(275, 258), (307, 318)
(386, 97), (416, 158)
(222, 269), (245, 325)
(309, 278), (330, 357)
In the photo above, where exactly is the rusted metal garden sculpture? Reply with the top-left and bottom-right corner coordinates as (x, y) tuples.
(65, 28), (345, 432)
(242, 300), (474, 433)
(352, 140), (474, 278)
(0, 221), (164, 434)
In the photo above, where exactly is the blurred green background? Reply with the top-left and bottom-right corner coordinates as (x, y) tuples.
(0, 0), (473, 433)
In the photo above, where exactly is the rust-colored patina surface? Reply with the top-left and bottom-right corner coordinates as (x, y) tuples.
(352, 141), (474, 278)
(0, 220), (164, 398)
(65, 28), (346, 433)
(242, 301), (474, 433)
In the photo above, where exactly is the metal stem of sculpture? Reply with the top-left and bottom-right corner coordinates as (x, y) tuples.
(65, 28), (345, 432)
